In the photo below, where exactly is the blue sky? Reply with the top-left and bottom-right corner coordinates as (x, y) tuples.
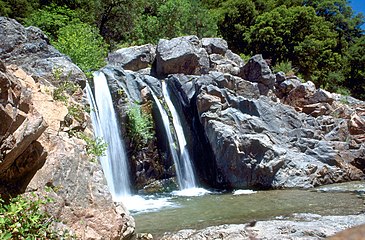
(349, 0), (365, 29)
(349, 0), (365, 15)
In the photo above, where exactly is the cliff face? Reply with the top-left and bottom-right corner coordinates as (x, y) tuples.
(0, 17), (134, 239)
(0, 62), (47, 197)
(104, 36), (365, 190)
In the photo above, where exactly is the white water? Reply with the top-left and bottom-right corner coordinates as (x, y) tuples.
(162, 81), (197, 190)
(150, 91), (183, 187)
(86, 72), (131, 201)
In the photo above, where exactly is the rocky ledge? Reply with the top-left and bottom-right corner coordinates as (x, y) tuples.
(104, 35), (365, 190)
(161, 213), (365, 240)
(0, 17), (135, 239)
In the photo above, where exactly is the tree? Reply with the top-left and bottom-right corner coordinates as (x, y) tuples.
(346, 35), (365, 98)
(129, 0), (217, 45)
(245, 6), (340, 83)
(214, 0), (275, 52)
(52, 22), (108, 75)
(24, 4), (80, 40)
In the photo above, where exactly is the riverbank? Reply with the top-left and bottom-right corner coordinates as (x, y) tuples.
(160, 213), (365, 239)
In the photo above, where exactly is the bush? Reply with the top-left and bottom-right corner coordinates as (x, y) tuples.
(127, 104), (154, 148)
(272, 61), (294, 75)
(0, 194), (72, 239)
(75, 132), (108, 162)
(53, 80), (79, 103)
(52, 22), (108, 76)
(24, 4), (80, 40)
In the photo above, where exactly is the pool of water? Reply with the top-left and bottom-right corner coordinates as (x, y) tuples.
(132, 185), (365, 237)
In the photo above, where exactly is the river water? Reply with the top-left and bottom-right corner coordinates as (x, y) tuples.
(133, 183), (365, 238)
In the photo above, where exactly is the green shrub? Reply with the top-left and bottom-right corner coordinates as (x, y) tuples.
(53, 80), (79, 103)
(52, 22), (108, 76)
(24, 4), (80, 40)
(0, 194), (72, 239)
(127, 104), (154, 148)
(273, 61), (294, 75)
(75, 132), (108, 162)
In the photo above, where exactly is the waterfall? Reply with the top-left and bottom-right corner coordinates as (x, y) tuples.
(150, 91), (184, 188)
(86, 72), (131, 201)
(162, 81), (197, 189)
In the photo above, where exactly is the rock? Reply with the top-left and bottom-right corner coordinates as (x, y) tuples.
(225, 50), (245, 68)
(0, 63), (48, 197)
(0, 17), (86, 87)
(186, 72), (364, 188)
(239, 54), (276, 94)
(161, 213), (365, 240)
(201, 38), (228, 55)
(154, 36), (209, 78)
(328, 223), (365, 240)
(108, 44), (156, 71)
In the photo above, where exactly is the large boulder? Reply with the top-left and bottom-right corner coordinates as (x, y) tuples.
(154, 36), (209, 78)
(201, 38), (228, 55)
(0, 17), (86, 87)
(239, 54), (276, 95)
(167, 70), (364, 189)
(108, 44), (156, 71)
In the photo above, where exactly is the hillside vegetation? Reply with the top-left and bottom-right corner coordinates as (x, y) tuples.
(1, 0), (364, 99)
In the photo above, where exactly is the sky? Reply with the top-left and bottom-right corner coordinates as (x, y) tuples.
(349, 0), (365, 29)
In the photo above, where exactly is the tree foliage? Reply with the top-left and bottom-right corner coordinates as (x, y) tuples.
(4, 0), (364, 99)
(52, 22), (108, 75)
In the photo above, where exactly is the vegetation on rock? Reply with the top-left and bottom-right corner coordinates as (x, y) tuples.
(126, 103), (154, 149)
(2, 0), (363, 98)
(0, 194), (73, 239)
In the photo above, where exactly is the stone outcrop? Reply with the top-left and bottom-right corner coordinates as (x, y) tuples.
(161, 213), (365, 240)
(108, 44), (156, 72)
(0, 61), (47, 197)
(0, 17), (135, 239)
(154, 35), (210, 78)
(101, 35), (365, 191)
(0, 17), (86, 87)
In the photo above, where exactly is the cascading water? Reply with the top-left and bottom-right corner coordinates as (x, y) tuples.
(86, 71), (131, 201)
(161, 81), (197, 189)
(150, 90), (183, 186)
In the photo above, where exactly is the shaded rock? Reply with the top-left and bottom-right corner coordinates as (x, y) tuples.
(0, 17), (86, 87)
(201, 38), (228, 55)
(154, 36), (209, 78)
(108, 44), (156, 71)
(239, 54), (276, 94)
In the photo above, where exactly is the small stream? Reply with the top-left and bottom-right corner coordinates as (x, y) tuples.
(133, 183), (365, 238)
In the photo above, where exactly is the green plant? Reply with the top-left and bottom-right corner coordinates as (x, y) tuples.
(126, 104), (154, 148)
(76, 133), (108, 162)
(0, 194), (72, 239)
(52, 22), (108, 76)
(24, 4), (81, 40)
(67, 103), (84, 122)
(53, 81), (79, 103)
(273, 61), (294, 75)
(239, 53), (251, 63)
